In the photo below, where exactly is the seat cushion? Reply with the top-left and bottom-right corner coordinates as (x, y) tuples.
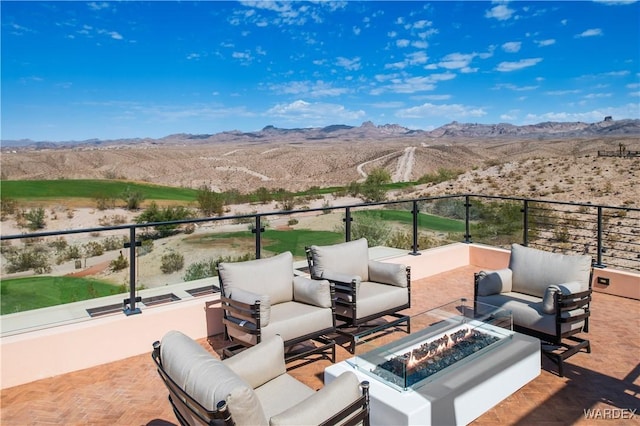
(478, 293), (586, 336)
(269, 372), (362, 426)
(509, 244), (592, 298)
(160, 330), (268, 426)
(349, 281), (408, 320)
(219, 252), (294, 304)
(254, 374), (315, 421)
(309, 238), (369, 281)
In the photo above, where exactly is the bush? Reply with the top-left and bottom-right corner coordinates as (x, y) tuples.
(110, 251), (129, 271)
(23, 207), (46, 230)
(121, 187), (145, 210)
(197, 184), (224, 217)
(344, 212), (391, 246)
(83, 241), (104, 257)
(102, 235), (125, 251)
(183, 253), (255, 282)
(136, 202), (194, 237)
(5, 245), (52, 274)
(160, 251), (185, 273)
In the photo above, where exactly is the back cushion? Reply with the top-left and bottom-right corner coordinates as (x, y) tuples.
(309, 238), (369, 281)
(219, 252), (294, 305)
(509, 244), (592, 297)
(160, 330), (268, 425)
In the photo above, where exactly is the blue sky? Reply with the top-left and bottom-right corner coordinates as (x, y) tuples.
(2, 1), (639, 141)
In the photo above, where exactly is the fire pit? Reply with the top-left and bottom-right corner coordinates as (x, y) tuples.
(348, 299), (514, 391)
(326, 299), (541, 425)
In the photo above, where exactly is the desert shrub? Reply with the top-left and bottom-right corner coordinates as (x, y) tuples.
(83, 241), (104, 257)
(136, 202), (194, 238)
(386, 230), (434, 251)
(344, 212), (391, 246)
(102, 235), (125, 251)
(160, 251), (185, 273)
(5, 245), (52, 274)
(183, 253), (254, 282)
(110, 251), (129, 271)
(288, 218), (299, 226)
(23, 207), (46, 230)
(197, 184), (225, 217)
(183, 223), (196, 234)
(418, 168), (463, 185)
(48, 237), (68, 252)
(254, 187), (273, 205)
(139, 239), (154, 256)
(121, 187), (145, 210)
(359, 168), (390, 202)
(1, 198), (17, 220)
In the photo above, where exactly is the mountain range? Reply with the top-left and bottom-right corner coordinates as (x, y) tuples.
(3, 118), (639, 150)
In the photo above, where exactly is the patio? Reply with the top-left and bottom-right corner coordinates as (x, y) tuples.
(1, 263), (639, 425)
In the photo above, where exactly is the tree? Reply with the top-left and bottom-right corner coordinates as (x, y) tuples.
(121, 187), (144, 210)
(197, 184), (224, 217)
(360, 167), (391, 202)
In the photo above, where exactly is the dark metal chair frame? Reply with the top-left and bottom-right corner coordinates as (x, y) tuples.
(218, 271), (337, 363)
(152, 340), (371, 426)
(305, 247), (411, 354)
(474, 270), (592, 377)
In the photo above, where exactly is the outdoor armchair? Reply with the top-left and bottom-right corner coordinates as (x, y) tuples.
(152, 331), (370, 426)
(474, 243), (593, 376)
(305, 238), (411, 353)
(218, 251), (336, 362)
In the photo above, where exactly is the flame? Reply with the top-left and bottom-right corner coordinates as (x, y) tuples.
(406, 326), (473, 369)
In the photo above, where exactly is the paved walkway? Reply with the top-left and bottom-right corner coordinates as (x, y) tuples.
(2, 266), (639, 425)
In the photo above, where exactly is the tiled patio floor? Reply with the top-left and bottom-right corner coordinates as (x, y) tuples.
(1, 265), (639, 425)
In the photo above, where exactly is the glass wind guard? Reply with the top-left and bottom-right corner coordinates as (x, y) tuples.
(348, 298), (513, 392)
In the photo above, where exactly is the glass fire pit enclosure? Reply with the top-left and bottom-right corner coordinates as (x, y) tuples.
(349, 298), (513, 392)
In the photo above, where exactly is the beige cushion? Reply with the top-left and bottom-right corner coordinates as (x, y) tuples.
(321, 270), (362, 296)
(223, 335), (286, 389)
(255, 374), (315, 421)
(160, 330), (268, 426)
(219, 252), (294, 305)
(509, 244), (591, 298)
(293, 276), (332, 308)
(260, 302), (334, 343)
(368, 260), (407, 287)
(309, 238), (369, 281)
(541, 281), (584, 314)
(476, 268), (513, 296)
(230, 287), (271, 327)
(269, 372), (362, 426)
(350, 281), (408, 319)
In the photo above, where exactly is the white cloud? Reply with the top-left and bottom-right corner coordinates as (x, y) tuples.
(576, 28), (603, 38)
(523, 104), (640, 123)
(396, 39), (410, 48)
(87, 2), (110, 11)
(438, 52), (476, 70)
(535, 39), (556, 47)
(335, 56), (361, 71)
(396, 102), (487, 119)
(485, 4), (515, 20)
(502, 41), (522, 53)
(496, 58), (543, 72)
(371, 73), (456, 95)
(268, 80), (350, 97)
(265, 100), (365, 124)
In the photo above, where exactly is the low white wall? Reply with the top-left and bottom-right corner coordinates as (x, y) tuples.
(0, 295), (223, 389)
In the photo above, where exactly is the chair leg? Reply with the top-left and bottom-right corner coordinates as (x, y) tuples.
(542, 337), (590, 377)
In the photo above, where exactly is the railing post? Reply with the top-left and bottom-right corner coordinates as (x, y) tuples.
(123, 226), (141, 316)
(252, 215), (265, 259)
(410, 200), (421, 255)
(595, 206), (605, 268)
(464, 195), (472, 243)
(522, 199), (529, 247)
(344, 207), (352, 242)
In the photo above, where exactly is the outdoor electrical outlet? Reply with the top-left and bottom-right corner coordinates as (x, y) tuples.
(597, 277), (610, 286)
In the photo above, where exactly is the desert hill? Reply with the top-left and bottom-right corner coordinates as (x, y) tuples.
(1, 119), (638, 209)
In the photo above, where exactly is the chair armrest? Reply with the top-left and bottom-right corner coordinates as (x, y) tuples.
(475, 268), (513, 296)
(293, 276), (332, 308)
(269, 372), (365, 426)
(368, 260), (408, 288)
(542, 281), (584, 314)
(320, 269), (361, 294)
(227, 287), (271, 327)
(223, 335), (286, 389)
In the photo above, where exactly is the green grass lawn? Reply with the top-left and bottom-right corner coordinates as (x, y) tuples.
(0, 276), (123, 314)
(353, 209), (466, 233)
(184, 229), (344, 258)
(0, 179), (198, 201)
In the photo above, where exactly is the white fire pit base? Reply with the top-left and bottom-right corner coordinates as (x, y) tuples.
(325, 332), (540, 426)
